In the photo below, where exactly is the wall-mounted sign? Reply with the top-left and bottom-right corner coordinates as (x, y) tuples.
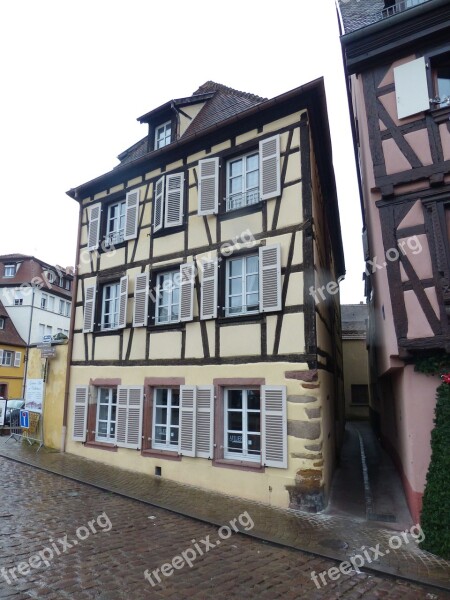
(41, 347), (56, 359)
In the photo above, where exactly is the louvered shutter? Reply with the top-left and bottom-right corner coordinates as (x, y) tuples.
(165, 173), (184, 228)
(196, 386), (214, 459)
(116, 386), (143, 449)
(261, 385), (287, 468)
(259, 135), (281, 200)
(394, 57), (429, 119)
(83, 284), (96, 333)
(153, 176), (165, 233)
(14, 352), (21, 367)
(133, 272), (149, 327)
(179, 263), (195, 322)
(0, 350), (3, 365)
(198, 158), (219, 215)
(87, 203), (101, 251)
(124, 189), (140, 241)
(118, 275), (129, 329)
(200, 259), (218, 320)
(72, 386), (89, 442)
(179, 385), (196, 457)
(259, 244), (281, 312)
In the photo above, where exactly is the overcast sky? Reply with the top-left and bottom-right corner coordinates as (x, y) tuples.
(0, 0), (363, 304)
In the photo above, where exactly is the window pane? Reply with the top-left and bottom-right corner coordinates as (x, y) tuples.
(227, 432), (242, 452)
(230, 159), (242, 177)
(247, 390), (261, 410)
(247, 434), (261, 454)
(230, 278), (242, 295)
(156, 389), (168, 406)
(248, 412), (260, 432)
(228, 390), (242, 409)
(155, 426), (167, 443)
(246, 170), (258, 190)
(247, 293), (259, 310)
(246, 154), (258, 172)
(246, 256), (258, 273)
(228, 411), (243, 431)
(229, 260), (242, 277)
(99, 389), (110, 403)
(171, 408), (179, 426)
(170, 428), (179, 444)
(97, 422), (107, 436)
(155, 407), (167, 425)
(171, 390), (180, 406)
(98, 405), (109, 421)
(246, 274), (258, 293)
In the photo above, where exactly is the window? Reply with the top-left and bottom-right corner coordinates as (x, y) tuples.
(224, 389), (261, 462)
(96, 388), (117, 443)
(0, 317), (4, 330)
(152, 388), (180, 450)
(351, 385), (370, 406)
(155, 121), (172, 149)
(433, 56), (450, 108)
(4, 264), (15, 277)
(155, 271), (180, 325)
(105, 200), (126, 246)
(14, 293), (23, 306)
(101, 282), (120, 330)
(153, 173), (184, 233)
(41, 294), (48, 310)
(46, 271), (55, 283)
(225, 255), (259, 316)
(226, 152), (259, 212)
(65, 301), (71, 317)
(0, 351), (13, 366)
(65, 279), (71, 291)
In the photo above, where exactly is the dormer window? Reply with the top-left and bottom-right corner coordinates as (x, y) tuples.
(155, 121), (172, 149)
(0, 317), (4, 329)
(4, 264), (16, 277)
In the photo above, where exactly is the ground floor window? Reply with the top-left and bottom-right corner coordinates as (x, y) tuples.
(224, 389), (261, 462)
(96, 387), (117, 442)
(152, 388), (180, 450)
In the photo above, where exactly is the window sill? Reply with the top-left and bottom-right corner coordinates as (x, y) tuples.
(84, 441), (118, 452)
(93, 328), (122, 336)
(219, 202), (262, 221)
(213, 458), (265, 472)
(148, 322), (185, 332)
(141, 448), (181, 461)
(97, 240), (127, 255)
(217, 313), (263, 326)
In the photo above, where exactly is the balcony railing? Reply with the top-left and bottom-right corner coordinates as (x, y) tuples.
(381, 0), (430, 19)
(225, 189), (260, 212)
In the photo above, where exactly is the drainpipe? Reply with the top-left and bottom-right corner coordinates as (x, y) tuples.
(22, 286), (36, 397)
(61, 200), (83, 453)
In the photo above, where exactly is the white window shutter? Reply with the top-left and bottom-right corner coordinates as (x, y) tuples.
(394, 57), (429, 119)
(118, 275), (129, 329)
(200, 259), (218, 320)
(124, 189), (140, 241)
(198, 158), (219, 215)
(116, 386), (143, 449)
(72, 386), (89, 442)
(259, 135), (281, 200)
(133, 272), (149, 327)
(179, 263), (195, 322)
(83, 284), (97, 333)
(153, 176), (165, 233)
(179, 385), (196, 457)
(14, 352), (21, 367)
(165, 173), (184, 228)
(261, 385), (287, 469)
(87, 203), (101, 251)
(196, 386), (214, 459)
(259, 244), (281, 312)
(0, 350), (3, 364)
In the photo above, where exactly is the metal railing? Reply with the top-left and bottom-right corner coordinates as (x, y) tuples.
(225, 190), (260, 212)
(381, 0), (430, 18)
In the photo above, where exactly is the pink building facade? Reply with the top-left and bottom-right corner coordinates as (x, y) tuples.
(339, 0), (450, 522)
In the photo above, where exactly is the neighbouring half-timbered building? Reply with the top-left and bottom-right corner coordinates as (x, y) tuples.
(65, 79), (345, 511)
(339, 0), (450, 521)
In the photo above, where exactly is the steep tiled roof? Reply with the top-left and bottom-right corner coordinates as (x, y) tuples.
(338, 0), (385, 34)
(341, 304), (368, 339)
(118, 82), (266, 166)
(0, 300), (26, 347)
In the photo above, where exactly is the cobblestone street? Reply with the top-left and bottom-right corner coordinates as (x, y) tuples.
(0, 457), (448, 600)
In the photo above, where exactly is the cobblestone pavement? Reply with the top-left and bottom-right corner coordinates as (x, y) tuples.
(0, 458), (449, 600)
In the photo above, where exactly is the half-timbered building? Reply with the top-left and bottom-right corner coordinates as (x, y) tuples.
(339, 0), (450, 521)
(65, 79), (345, 511)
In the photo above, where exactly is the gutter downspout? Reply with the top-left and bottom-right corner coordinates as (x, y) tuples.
(61, 200), (83, 453)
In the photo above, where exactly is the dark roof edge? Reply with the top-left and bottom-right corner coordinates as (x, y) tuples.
(341, 0), (445, 44)
(137, 93), (216, 123)
(67, 78), (327, 200)
(0, 255), (74, 275)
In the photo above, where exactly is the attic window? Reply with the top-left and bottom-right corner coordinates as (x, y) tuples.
(4, 264), (16, 277)
(155, 121), (172, 149)
(0, 317), (4, 329)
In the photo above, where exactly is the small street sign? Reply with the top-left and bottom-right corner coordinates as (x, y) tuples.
(41, 347), (56, 359)
(20, 410), (29, 429)
(42, 335), (52, 344)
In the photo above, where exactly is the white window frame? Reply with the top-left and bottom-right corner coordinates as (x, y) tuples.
(95, 387), (117, 443)
(152, 388), (180, 451)
(0, 350), (13, 366)
(225, 151), (260, 212)
(101, 282), (120, 331)
(224, 388), (261, 463)
(225, 254), (259, 317)
(41, 294), (48, 310)
(155, 270), (180, 325)
(0, 317), (4, 330)
(65, 301), (71, 317)
(105, 200), (126, 246)
(155, 121), (172, 150)
(14, 296), (23, 306)
(4, 264), (16, 277)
